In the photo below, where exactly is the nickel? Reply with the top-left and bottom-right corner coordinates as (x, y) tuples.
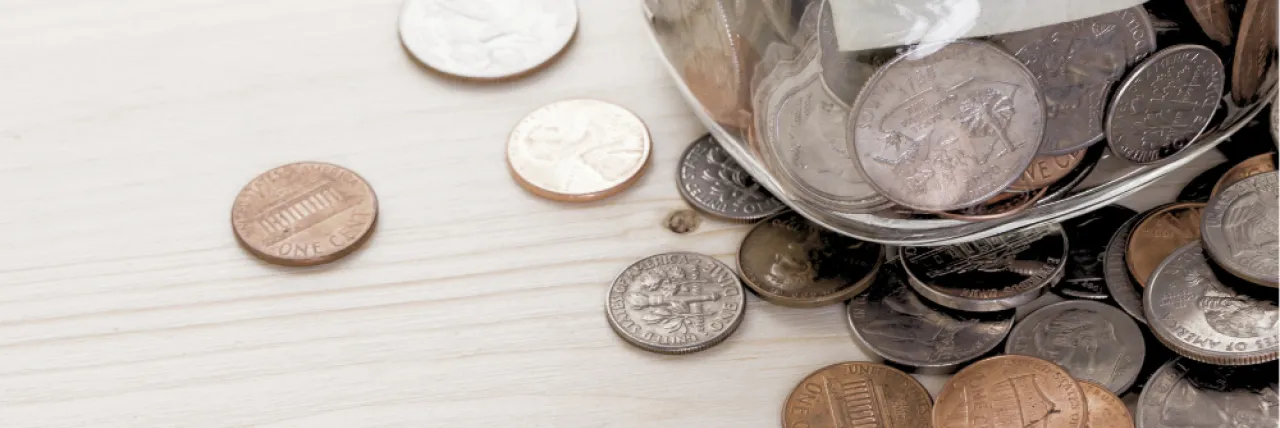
(901, 224), (1067, 312)
(1006, 300), (1146, 395)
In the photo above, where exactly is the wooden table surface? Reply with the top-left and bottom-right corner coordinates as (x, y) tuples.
(0, 1), (1223, 426)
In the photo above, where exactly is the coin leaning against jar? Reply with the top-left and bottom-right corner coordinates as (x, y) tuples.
(604, 252), (746, 354)
(933, 355), (1087, 428)
(1144, 243), (1278, 365)
(782, 361), (932, 428)
(1201, 171), (1279, 287)
(738, 211), (882, 307)
(676, 134), (786, 221)
(231, 162), (378, 267)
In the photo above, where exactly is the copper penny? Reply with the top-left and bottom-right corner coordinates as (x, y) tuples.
(1232, 0), (1278, 105)
(231, 162), (378, 266)
(1126, 202), (1205, 287)
(934, 355), (1087, 428)
(506, 99), (652, 202)
(937, 186), (1048, 221)
(681, 3), (754, 130)
(1186, 0), (1234, 46)
(783, 362), (932, 428)
(1079, 381), (1134, 428)
(1211, 152), (1277, 196)
(1008, 149), (1088, 192)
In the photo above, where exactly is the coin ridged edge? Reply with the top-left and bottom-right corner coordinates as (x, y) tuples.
(1103, 214), (1146, 324)
(603, 252), (746, 355)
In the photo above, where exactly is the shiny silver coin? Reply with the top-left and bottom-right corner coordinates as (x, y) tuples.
(1103, 212), (1147, 324)
(990, 7), (1157, 155)
(738, 211), (883, 307)
(605, 252), (746, 354)
(1137, 359), (1278, 428)
(1056, 205), (1139, 300)
(1105, 45), (1225, 164)
(847, 265), (1013, 374)
(900, 224), (1068, 312)
(1144, 243), (1279, 365)
(1201, 171), (1279, 287)
(1006, 300), (1146, 395)
(850, 40), (1046, 211)
(398, 0), (578, 79)
(757, 37), (889, 212)
(677, 135), (786, 221)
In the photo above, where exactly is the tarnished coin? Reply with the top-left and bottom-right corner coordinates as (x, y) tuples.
(1079, 381), (1134, 428)
(398, 0), (578, 80)
(849, 40), (1045, 211)
(1186, 0), (1235, 46)
(677, 135), (785, 221)
(1202, 172), (1279, 287)
(1103, 212), (1147, 324)
(738, 212), (883, 307)
(1126, 202), (1205, 287)
(507, 99), (651, 202)
(1056, 205), (1139, 300)
(1232, 0), (1278, 105)
(991, 7), (1156, 155)
(231, 162), (378, 266)
(1137, 359), (1279, 428)
(758, 37), (887, 212)
(1145, 243), (1279, 365)
(1007, 300), (1146, 395)
(783, 362), (933, 428)
(604, 252), (746, 354)
(1212, 152), (1277, 196)
(1106, 45), (1225, 164)
(934, 355), (1087, 428)
(1008, 149), (1089, 192)
(1178, 161), (1234, 202)
(847, 265), (1013, 373)
(901, 224), (1068, 312)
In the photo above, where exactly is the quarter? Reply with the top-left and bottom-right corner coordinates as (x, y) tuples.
(1202, 171), (1279, 287)
(1106, 45), (1225, 164)
(900, 224), (1067, 312)
(677, 134), (785, 221)
(991, 7), (1156, 155)
(1006, 300), (1146, 395)
(398, 0), (578, 80)
(849, 40), (1045, 211)
(507, 99), (651, 202)
(934, 355), (1087, 428)
(1126, 202), (1205, 287)
(1137, 359), (1279, 428)
(231, 162), (378, 267)
(738, 211), (882, 307)
(1079, 381), (1134, 428)
(604, 252), (746, 354)
(846, 264), (1013, 373)
(783, 362), (933, 428)
(1056, 205), (1138, 300)
(1144, 243), (1279, 365)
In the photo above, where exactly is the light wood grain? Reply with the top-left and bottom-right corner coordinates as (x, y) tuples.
(0, 1), (1221, 426)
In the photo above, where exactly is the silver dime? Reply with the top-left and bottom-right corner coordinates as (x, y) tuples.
(677, 135), (786, 221)
(1104, 212), (1147, 324)
(1006, 300), (1146, 395)
(1137, 359), (1279, 428)
(758, 36), (888, 212)
(1105, 45), (1226, 164)
(900, 224), (1068, 312)
(850, 40), (1046, 211)
(605, 252), (746, 354)
(1056, 205), (1139, 300)
(1201, 171), (1279, 287)
(847, 264), (1013, 374)
(990, 7), (1157, 155)
(1144, 243), (1279, 365)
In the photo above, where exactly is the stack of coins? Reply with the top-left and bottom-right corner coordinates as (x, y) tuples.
(670, 0), (1276, 221)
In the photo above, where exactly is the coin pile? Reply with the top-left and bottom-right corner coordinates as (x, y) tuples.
(604, 128), (1279, 426)
(671, 0), (1276, 219)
